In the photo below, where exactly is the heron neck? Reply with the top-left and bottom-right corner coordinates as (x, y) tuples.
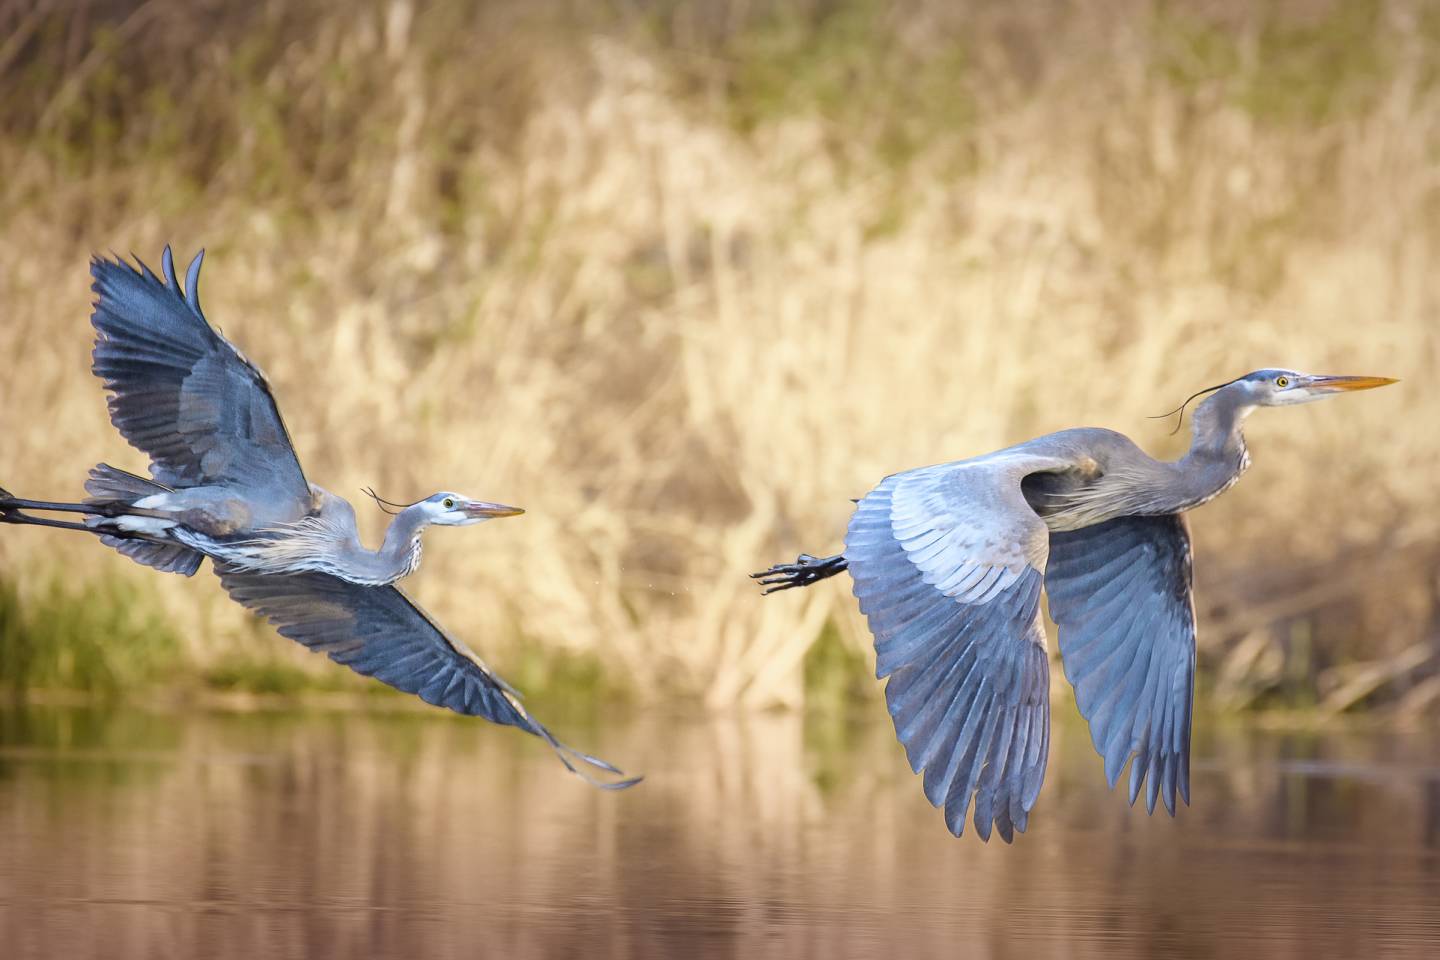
(1172, 385), (1254, 509)
(341, 506), (430, 585)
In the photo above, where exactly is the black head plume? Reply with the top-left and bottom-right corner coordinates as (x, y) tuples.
(361, 486), (419, 516)
(1148, 378), (1237, 435)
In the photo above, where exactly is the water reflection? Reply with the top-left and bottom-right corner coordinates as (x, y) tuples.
(2, 703), (1439, 958)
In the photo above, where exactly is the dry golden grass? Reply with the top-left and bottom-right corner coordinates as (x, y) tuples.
(0, 0), (1436, 708)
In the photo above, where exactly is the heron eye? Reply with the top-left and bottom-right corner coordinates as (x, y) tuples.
(443, 498), (455, 509)
(1276, 376), (1290, 388)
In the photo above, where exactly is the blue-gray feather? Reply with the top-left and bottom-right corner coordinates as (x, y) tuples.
(846, 477), (1050, 843)
(84, 463), (203, 576)
(214, 565), (526, 719)
(90, 248), (309, 502)
(1046, 513), (1195, 814)
(214, 564), (639, 788)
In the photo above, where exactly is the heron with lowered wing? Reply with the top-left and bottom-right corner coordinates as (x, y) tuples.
(755, 369), (1395, 841)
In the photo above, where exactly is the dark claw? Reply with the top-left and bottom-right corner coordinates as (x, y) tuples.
(750, 553), (849, 594)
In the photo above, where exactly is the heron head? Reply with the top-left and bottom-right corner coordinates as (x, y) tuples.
(1235, 369), (1398, 407)
(1152, 368), (1397, 435)
(421, 492), (525, 526)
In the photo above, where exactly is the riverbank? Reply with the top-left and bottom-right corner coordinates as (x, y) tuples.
(1, 0), (1436, 711)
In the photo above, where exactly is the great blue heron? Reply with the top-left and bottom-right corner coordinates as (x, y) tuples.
(754, 370), (1396, 841)
(0, 247), (638, 789)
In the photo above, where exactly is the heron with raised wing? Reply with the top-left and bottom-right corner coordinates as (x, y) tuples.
(0, 247), (638, 789)
(754, 370), (1395, 841)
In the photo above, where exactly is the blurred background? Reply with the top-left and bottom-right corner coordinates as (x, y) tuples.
(0, 0), (1437, 715)
(4, 2), (1440, 957)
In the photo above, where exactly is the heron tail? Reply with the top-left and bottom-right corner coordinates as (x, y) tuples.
(83, 464), (203, 576)
(85, 462), (171, 503)
(751, 552), (849, 594)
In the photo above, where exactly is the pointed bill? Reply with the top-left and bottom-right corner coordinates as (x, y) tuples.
(462, 500), (525, 519)
(1306, 375), (1398, 393)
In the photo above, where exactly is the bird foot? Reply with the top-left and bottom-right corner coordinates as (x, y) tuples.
(750, 553), (849, 594)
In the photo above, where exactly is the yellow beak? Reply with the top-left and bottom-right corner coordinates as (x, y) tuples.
(463, 500), (525, 519)
(1307, 375), (1399, 393)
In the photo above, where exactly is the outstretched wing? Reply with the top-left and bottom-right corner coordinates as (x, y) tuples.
(1045, 513), (1196, 815)
(845, 454), (1071, 842)
(90, 247), (310, 502)
(215, 565), (639, 789)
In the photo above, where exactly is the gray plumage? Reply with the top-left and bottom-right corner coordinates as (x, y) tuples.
(1, 246), (637, 790)
(214, 565), (629, 784)
(756, 368), (1395, 841)
(847, 473), (1050, 842)
(91, 245), (311, 513)
(1047, 513), (1194, 816)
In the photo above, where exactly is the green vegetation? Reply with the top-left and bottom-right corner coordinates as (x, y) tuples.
(803, 621), (876, 715)
(716, 1), (975, 169)
(202, 653), (355, 698)
(1156, 0), (1389, 125)
(0, 576), (181, 698)
(0, 573), (634, 706)
(506, 645), (632, 707)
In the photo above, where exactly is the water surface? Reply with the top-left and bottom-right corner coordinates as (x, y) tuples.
(2, 704), (1439, 959)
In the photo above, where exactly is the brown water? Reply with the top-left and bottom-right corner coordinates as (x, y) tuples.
(1, 704), (1439, 959)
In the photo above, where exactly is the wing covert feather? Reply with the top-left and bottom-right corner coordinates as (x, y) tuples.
(845, 455), (1068, 842)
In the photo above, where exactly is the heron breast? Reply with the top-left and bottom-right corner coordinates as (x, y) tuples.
(400, 539), (424, 579)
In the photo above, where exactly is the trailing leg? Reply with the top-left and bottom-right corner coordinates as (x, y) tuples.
(0, 470), (205, 576)
(0, 491), (124, 516)
(0, 508), (98, 533)
(1, 492), (157, 539)
(751, 552), (849, 594)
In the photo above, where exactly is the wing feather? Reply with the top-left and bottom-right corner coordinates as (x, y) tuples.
(1046, 513), (1196, 815)
(846, 455), (1067, 842)
(214, 565), (639, 789)
(90, 248), (310, 502)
